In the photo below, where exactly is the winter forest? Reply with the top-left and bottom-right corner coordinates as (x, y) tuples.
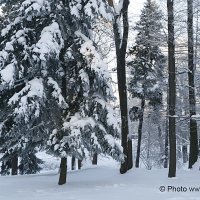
(0, 0), (200, 199)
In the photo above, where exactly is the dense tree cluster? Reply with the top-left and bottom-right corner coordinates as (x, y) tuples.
(0, 0), (199, 185)
(0, 0), (123, 183)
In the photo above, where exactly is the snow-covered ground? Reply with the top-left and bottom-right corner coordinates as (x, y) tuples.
(1, 159), (200, 200)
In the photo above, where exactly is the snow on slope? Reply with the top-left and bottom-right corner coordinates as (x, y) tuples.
(1, 165), (200, 200)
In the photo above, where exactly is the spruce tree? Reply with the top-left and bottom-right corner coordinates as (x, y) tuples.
(43, 0), (123, 184)
(47, 1), (123, 184)
(0, 0), (67, 175)
(0, 0), (123, 182)
(128, 0), (165, 168)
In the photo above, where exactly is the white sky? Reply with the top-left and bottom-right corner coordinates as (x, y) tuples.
(130, 0), (146, 21)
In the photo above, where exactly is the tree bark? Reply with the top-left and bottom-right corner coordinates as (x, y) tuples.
(127, 138), (133, 170)
(182, 145), (188, 163)
(164, 86), (169, 169)
(135, 98), (145, 168)
(164, 122), (169, 168)
(167, 0), (176, 178)
(11, 155), (18, 175)
(158, 124), (165, 164)
(146, 115), (151, 170)
(71, 156), (75, 170)
(92, 153), (97, 165)
(78, 159), (82, 170)
(187, 0), (199, 169)
(58, 157), (67, 185)
(113, 0), (132, 174)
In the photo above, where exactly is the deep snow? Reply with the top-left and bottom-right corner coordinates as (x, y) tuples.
(1, 162), (200, 200)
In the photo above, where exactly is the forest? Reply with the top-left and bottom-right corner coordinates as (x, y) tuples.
(0, 0), (200, 199)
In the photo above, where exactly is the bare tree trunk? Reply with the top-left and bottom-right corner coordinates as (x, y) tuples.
(58, 157), (67, 185)
(113, 0), (132, 174)
(92, 153), (97, 165)
(164, 122), (168, 168)
(167, 0), (176, 178)
(135, 98), (145, 168)
(158, 125), (164, 162)
(11, 155), (18, 175)
(78, 159), (82, 170)
(187, 0), (199, 169)
(71, 156), (75, 170)
(127, 138), (133, 170)
(164, 87), (169, 169)
(146, 115), (151, 170)
(194, 9), (199, 71)
(182, 145), (188, 163)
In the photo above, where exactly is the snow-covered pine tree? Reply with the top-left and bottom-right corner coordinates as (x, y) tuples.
(128, 0), (166, 168)
(0, 0), (123, 181)
(0, 0), (67, 175)
(46, 0), (123, 184)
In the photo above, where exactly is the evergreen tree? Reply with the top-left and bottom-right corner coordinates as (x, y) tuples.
(0, 0), (68, 175)
(47, 0), (123, 173)
(0, 0), (123, 183)
(45, 0), (123, 184)
(128, 0), (165, 168)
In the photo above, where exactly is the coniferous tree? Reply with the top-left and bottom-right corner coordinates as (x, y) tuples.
(128, 0), (165, 168)
(45, 0), (123, 184)
(0, 0), (69, 175)
(0, 0), (123, 183)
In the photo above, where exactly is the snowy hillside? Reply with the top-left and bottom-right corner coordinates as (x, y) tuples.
(1, 164), (200, 200)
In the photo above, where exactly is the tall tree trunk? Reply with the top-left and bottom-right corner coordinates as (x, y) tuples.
(182, 145), (188, 163)
(11, 155), (18, 175)
(127, 138), (133, 170)
(194, 9), (199, 71)
(78, 159), (82, 170)
(187, 0), (199, 169)
(158, 124), (164, 163)
(113, 0), (132, 174)
(71, 156), (75, 170)
(92, 153), (97, 165)
(164, 121), (168, 168)
(167, 0), (176, 178)
(164, 87), (169, 168)
(146, 115), (151, 170)
(58, 157), (67, 185)
(135, 98), (145, 168)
